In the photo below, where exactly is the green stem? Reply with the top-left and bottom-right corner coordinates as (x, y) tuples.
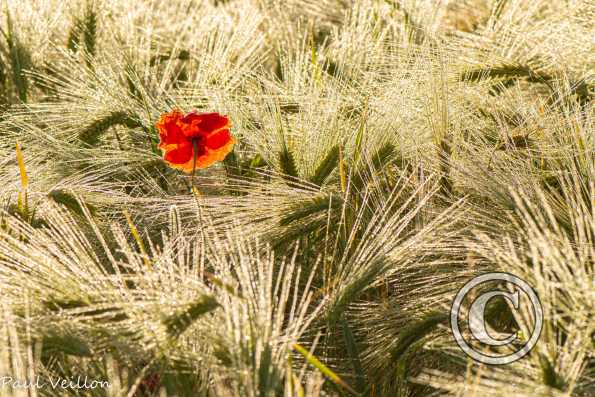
(191, 138), (198, 189)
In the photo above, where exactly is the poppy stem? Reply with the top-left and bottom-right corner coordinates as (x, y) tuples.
(191, 138), (198, 188)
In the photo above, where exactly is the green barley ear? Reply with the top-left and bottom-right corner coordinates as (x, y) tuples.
(213, 346), (233, 367)
(48, 189), (97, 218)
(380, 312), (450, 392)
(163, 295), (219, 338)
(323, 58), (341, 78)
(248, 153), (266, 169)
(223, 148), (241, 178)
(279, 101), (300, 114)
(44, 298), (129, 323)
(490, 0), (508, 28)
(82, 2), (97, 62)
(257, 344), (282, 395)
(393, 338), (424, 392)
(278, 144), (299, 186)
(224, 150), (267, 183)
(273, 211), (331, 250)
(67, 15), (82, 52)
(466, 60), (594, 105)
(79, 111), (141, 146)
(370, 142), (397, 171)
(482, 294), (518, 332)
(539, 354), (566, 391)
(42, 333), (92, 358)
(124, 62), (142, 101)
(0, 50), (6, 89)
(340, 315), (366, 393)
(279, 194), (340, 227)
(160, 369), (204, 396)
(386, 0), (427, 44)
(389, 312), (447, 361)
(177, 49), (190, 61)
(44, 297), (90, 312)
(339, 145), (348, 193)
(174, 65), (188, 86)
(310, 145), (340, 186)
(276, 194), (342, 250)
(438, 136), (453, 196)
(4, 9), (33, 102)
(460, 64), (540, 83)
(569, 78), (593, 106)
(150, 50), (184, 66)
(393, 339), (448, 396)
(273, 57), (284, 81)
(460, 62), (555, 96)
(352, 142), (398, 191)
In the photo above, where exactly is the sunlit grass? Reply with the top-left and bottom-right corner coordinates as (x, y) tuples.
(0, 0), (592, 395)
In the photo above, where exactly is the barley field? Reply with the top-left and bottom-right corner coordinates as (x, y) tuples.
(0, 0), (593, 396)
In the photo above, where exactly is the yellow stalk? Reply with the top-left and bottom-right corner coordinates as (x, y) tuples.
(15, 142), (29, 219)
(123, 210), (151, 270)
(15, 142), (28, 190)
(292, 343), (357, 395)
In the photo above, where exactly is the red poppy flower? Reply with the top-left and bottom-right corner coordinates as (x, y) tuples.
(156, 110), (235, 173)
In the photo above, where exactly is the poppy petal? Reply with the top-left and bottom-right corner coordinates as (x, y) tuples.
(156, 110), (235, 173)
(205, 129), (232, 150)
(172, 137), (235, 173)
(196, 113), (230, 133)
(195, 136), (235, 169)
(163, 143), (193, 164)
(157, 111), (186, 146)
(180, 112), (203, 138)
